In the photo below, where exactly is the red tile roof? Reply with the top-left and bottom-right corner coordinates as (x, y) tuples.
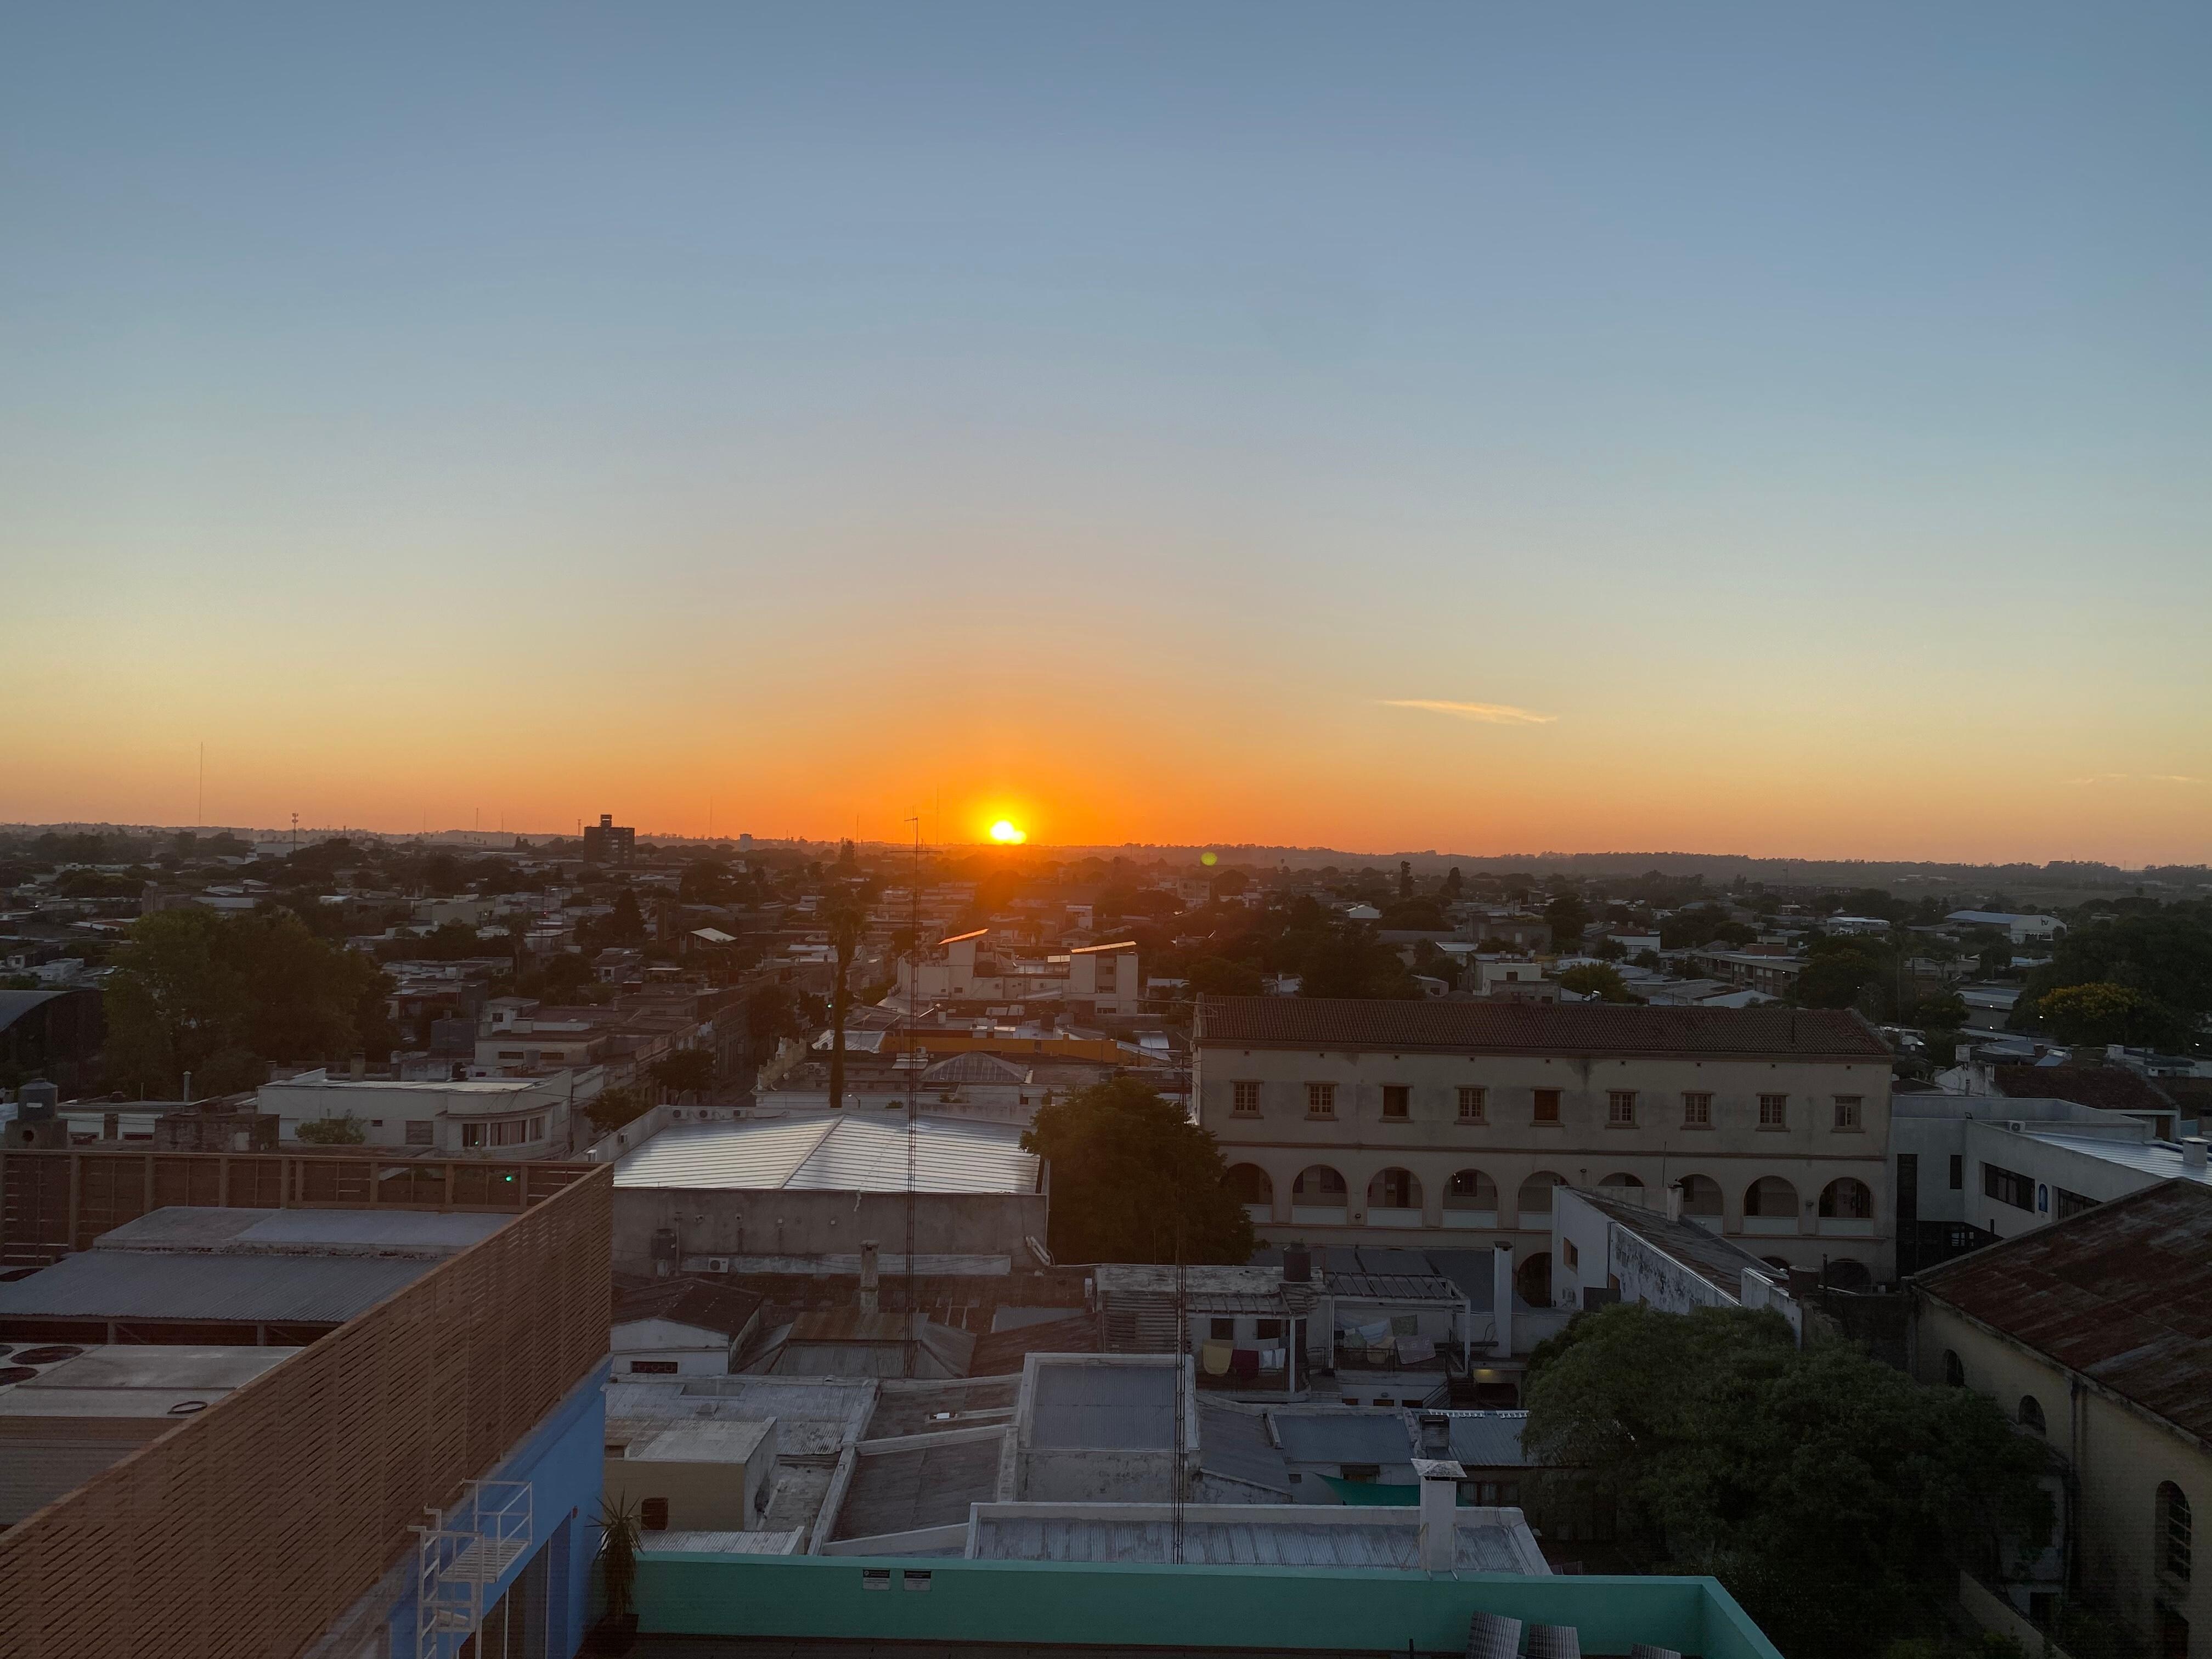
(1195, 996), (1889, 1061)
(1993, 1065), (2177, 1116)
(1917, 1181), (2212, 1444)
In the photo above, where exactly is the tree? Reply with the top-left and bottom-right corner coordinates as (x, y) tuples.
(648, 1047), (717, 1101)
(584, 1085), (651, 1135)
(2015, 910), (2212, 1048)
(1298, 928), (1420, 999)
(1557, 963), (1637, 1003)
(1543, 892), (1590, 949)
(1187, 957), (1265, 998)
(1524, 1305), (2051, 1659)
(821, 887), (869, 1110)
(602, 889), (648, 945)
(1022, 1076), (1256, 1265)
(2032, 982), (2183, 1049)
(296, 1114), (366, 1145)
(678, 859), (733, 904)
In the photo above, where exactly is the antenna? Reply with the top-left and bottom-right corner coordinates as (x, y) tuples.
(196, 743), (205, 828)
(904, 811), (922, 1379)
(1171, 1218), (1187, 1565)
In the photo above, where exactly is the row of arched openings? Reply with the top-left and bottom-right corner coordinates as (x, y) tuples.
(1224, 1166), (1874, 1219)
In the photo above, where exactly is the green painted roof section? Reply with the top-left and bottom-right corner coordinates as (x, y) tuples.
(633, 1552), (1785, 1659)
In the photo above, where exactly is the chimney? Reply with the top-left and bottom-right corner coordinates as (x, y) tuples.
(350, 1053), (366, 1080)
(859, 1239), (881, 1313)
(2183, 1138), (2209, 1172)
(1282, 1244), (1311, 1284)
(1491, 1243), (1515, 1359)
(1414, 1459), (1465, 1572)
(1666, 1181), (1684, 1223)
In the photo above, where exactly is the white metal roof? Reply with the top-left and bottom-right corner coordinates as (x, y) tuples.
(2019, 1130), (2212, 1187)
(612, 1114), (1040, 1195)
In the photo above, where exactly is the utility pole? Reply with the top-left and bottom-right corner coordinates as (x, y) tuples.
(904, 812), (922, 1380)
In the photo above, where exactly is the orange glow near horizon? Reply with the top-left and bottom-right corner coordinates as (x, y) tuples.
(988, 820), (1028, 845)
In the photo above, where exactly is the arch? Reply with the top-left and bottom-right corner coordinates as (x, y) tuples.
(1599, 1173), (1644, 1192)
(1743, 1176), (1799, 1228)
(1819, 1178), (1874, 1220)
(1223, 1164), (1272, 1206)
(1444, 1170), (1498, 1209)
(2159, 1482), (2192, 1581)
(1517, 1171), (1566, 1226)
(1291, 1166), (1347, 1224)
(1515, 1250), (1553, 1307)
(1678, 1174), (1724, 1216)
(2018, 1395), (2046, 1435)
(1943, 1350), (1965, 1387)
(1822, 1259), (1872, 1291)
(1367, 1167), (1422, 1212)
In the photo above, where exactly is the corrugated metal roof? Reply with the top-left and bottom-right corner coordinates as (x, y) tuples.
(0, 1250), (432, 1324)
(640, 1529), (803, 1555)
(95, 1206), (509, 1256)
(613, 1114), (1040, 1195)
(1917, 1180), (2212, 1443)
(2020, 1131), (2212, 1186)
(1197, 996), (1889, 1060)
(1197, 1403), (1290, 1493)
(968, 1507), (1548, 1572)
(1274, 1413), (1415, 1466)
(1446, 1412), (1535, 1469)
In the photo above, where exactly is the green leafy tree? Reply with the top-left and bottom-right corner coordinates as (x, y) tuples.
(1524, 1305), (2052, 1659)
(1558, 963), (1637, 1002)
(2017, 911), (2212, 1039)
(583, 1085), (651, 1135)
(1022, 1076), (1256, 1265)
(1187, 956), (1265, 998)
(1298, 928), (1420, 999)
(2031, 982), (2183, 1049)
(648, 1046), (717, 1101)
(1543, 891), (1590, 949)
(678, 859), (733, 904)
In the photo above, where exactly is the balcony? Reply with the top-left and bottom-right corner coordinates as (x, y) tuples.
(1364, 1206), (1423, 1228)
(1290, 1205), (1347, 1227)
(1440, 1207), (1498, 1229)
(1818, 1216), (1877, 1238)
(1741, 1216), (1799, 1237)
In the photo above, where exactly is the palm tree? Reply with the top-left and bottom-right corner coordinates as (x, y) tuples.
(822, 887), (869, 1110)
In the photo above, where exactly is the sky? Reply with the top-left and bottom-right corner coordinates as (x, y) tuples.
(5, 4), (2209, 864)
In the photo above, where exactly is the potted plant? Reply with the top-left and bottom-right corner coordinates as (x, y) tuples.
(591, 1498), (641, 1655)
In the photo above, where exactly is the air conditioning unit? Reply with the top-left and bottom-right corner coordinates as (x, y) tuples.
(2007, 1120), (2025, 1133)
(705, 1257), (729, 1273)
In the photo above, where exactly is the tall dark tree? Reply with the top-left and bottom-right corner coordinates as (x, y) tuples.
(1022, 1076), (1255, 1264)
(821, 887), (870, 1110)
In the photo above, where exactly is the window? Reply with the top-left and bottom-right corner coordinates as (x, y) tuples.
(1224, 1165), (1272, 1208)
(1949, 1154), (1965, 1191)
(1210, 1317), (1236, 1341)
(1255, 1318), (1283, 1340)
(1232, 1081), (1262, 1116)
(1833, 1096), (1863, 1131)
(640, 1498), (669, 1532)
(1943, 1350), (1965, 1387)
(1382, 1085), (1410, 1120)
(2159, 1482), (2192, 1581)
(498, 1049), (526, 1060)
(1306, 1082), (1336, 1119)
(1984, 1163), (2035, 1211)
(1532, 1088), (1562, 1124)
(629, 1359), (679, 1375)
(404, 1120), (434, 1146)
(2018, 1396), (2046, 1435)
(2056, 1187), (2097, 1221)
(1681, 1092), (1712, 1127)
(1607, 1090), (1637, 1127)
(527, 1115), (545, 1141)
(1757, 1093), (1788, 1128)
(461, 1123), (484, 1148)
(1819, 1178), (1873, 1219)
(1457, 1086), (1487, 1123)
(1369, 1167), (1420, 1209)
(1562, 1238), (1579, 1269)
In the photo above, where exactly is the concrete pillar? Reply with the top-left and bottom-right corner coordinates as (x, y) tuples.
(1415, 1459), (1465, 1572)
(1491, 1243), (1514, 1358)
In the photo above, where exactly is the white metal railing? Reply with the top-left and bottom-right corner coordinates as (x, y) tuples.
(413, 1480), (533, 1659)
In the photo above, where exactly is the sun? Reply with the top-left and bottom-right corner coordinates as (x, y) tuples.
(989, 820), (1026, 845)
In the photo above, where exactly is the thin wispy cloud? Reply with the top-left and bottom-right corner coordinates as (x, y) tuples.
(2067, 772), (2204, 786)
(1380, 699), (1558, 726)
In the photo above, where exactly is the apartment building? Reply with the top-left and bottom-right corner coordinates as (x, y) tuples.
(1196, 997), (1896, 1289)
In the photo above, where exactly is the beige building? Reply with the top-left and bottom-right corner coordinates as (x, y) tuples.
(1195, 997), (1895, 1294)
(1912, 1181), (2208, 1657)
(603, 1418), (781, 1534)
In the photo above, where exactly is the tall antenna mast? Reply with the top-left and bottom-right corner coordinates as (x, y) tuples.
(904, 812), (921, 1379)
(1171, 1220), (1187, 1565)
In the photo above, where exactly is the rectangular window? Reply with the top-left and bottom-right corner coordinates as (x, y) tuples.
(1950, 1154), (1965, 1190)
(1758, 1093), (1788, 1128)
(1306, 1082), (1336, 1119)
(1532, 1088), (1562, 1124)
(628, 1359), (679, 1375)
(1681, 1092), (1712, 1127)
(1232, 1081), (1262, 1117)
(639, 1498), (669, 1532)
(404, 1120), (434, 1146)
(1562, 1238), (1579, 1269)
(498, 1050), (526, 1060)
(1984, 1163), (2035, 1211)
(461, 1123), (484, 1148)
(1255, 1319), (1284, 1341)
(2055, 1187), (2097, 1221)
(1607, 1090), (1636, 1127)
(1382, 1085), (1410, 1120)
(1210, 1317), (1236, 1341)
(1457, 1086), (1487, 1123)
(1833, 1096), (1863, 1131)
(527, 1115), (545, 1141)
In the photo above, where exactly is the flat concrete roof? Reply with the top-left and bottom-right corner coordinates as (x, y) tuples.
(1028, 1361), (1177, 1452)
(94, 1206), (510, 1257)
(0, 1250), (433, 1325)
(623, 1421), (775, 1465)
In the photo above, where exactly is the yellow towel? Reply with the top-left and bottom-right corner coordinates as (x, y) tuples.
(1201, 1341), (1232, 1375)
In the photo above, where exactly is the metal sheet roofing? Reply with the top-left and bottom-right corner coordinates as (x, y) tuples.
(967, 1506), (1549, 1572)
(1197, 1403), (1290, 1494)
(95, 1206), (509, 1256)
(1916, 1180), (2212, 1443)
(1273, 1413), (1415, 1467)
(612, 1113), (1040, 1195)
(1028, 1362), (1177, 1451)
(2019, 1131), (2212, 1187)
(1197, 996), (1889, 1060)
(0, 1250), (432, 1324)
(1445, 1412), (1536, 1469)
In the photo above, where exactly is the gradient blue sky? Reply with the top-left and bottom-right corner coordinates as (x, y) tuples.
(6, 5), (2209, 860)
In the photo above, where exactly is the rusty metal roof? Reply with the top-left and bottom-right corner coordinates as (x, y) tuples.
(1916, 1180), (2212, 1443)
(1195, 997), (1889, 1060)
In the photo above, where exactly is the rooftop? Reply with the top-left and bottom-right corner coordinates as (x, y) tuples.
(622, 1420), (775, 1465)
(1916, 1180), (2212, 1444)
(1565, 1186), (1785, 1302)
(1028, 1359), (1179, 1452)
(2017, 1129), (2212, 1188)
(614, 1274), (768, 1340)
(967, 1502), (1549, 1573)
(1196, 996), (1888, 1060)
(610, 1376), (877, 1459)
(94, 1206), (510, 1257)
(0, 1249), (436, 1326)
(613, 1114), (1041, 1195)
(1992, 1064), (2180, 1117)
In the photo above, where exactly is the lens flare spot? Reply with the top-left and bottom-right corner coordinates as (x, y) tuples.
(989, 820), (1026, 844)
